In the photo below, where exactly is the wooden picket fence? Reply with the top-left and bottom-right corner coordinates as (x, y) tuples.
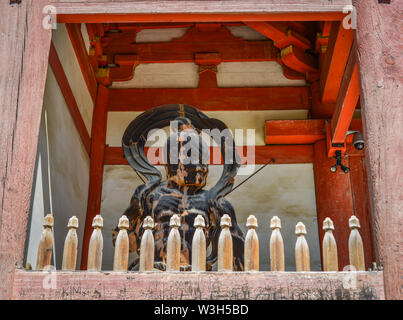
(35, 213), (367, 272)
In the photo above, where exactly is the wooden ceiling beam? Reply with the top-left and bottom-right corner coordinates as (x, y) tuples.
(326, 44), (360, 157)
(65, 23), (98, 103)
(54, 0), (352, 18)
(266, 118), (364, 147)
(107, 86), (311, 112)
(266, 120), (326, 144)
(244, 22), (311, 50)
(104, 145), (314, 166)
(330, 45), (359, 144)
(95, 25), (279, 85)
(320, 22), (354, 103)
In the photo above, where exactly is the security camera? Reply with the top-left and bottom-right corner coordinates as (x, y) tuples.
(353, 132), (365, 150)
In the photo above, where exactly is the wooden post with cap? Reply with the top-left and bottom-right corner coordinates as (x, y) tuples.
(113, 215), (129, 271)
(166, 214), (181, 271)
(270, 216), (285, 271)
(322, 217), (338, 271)
(36, 214), (54, 271)
(192, 215), (206, 272)
(244, 215), (259, 271)
(139, 216), (155, 272)
(62, 216), (79, 271)
(218, 214), (233, 272)
(348, 215), (365, 271)
(295, 222), (310, 271)
(87, 215), (103, 271)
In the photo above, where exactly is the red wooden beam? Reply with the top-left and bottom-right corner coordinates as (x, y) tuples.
(103, 26), (278, 62)
(244, 22), (311, 50)
(65, 23), (98, 103)
(281, 45), (318, 74)
(107, 86), (311, 111)
(56, 13), (346, 24)
(330, 45), (359, 144)
(265, 119), (365, 146)
(81, 86), (109, 270)
(104, 145), (313, 165)
(265, 120), (326, 144)
(48, 42), (91, 155)
(99, 25), (279, 84)
(320, 22), (354, 103)
(310, 81), (335, 119)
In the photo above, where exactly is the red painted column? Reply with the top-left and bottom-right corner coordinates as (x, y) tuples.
(313, 140), (355, 270)
(80, 85), (109, 270)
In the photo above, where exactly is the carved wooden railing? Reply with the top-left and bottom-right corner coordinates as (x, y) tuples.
(35, 213), (367, 272)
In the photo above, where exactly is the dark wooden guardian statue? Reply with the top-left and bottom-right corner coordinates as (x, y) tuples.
(113, 104), (244, 271)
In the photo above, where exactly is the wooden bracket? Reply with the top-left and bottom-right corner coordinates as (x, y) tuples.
(281, 45), (318, 79)
(195, 52), (221, 88)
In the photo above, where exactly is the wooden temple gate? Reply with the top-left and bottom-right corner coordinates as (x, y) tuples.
(0, 0), (401, 300)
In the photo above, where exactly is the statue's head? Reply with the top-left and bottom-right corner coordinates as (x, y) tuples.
(164, 117), (209, 191)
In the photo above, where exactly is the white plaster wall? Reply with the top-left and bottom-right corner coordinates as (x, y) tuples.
(112, 63), (199, 89)
(26, 52), (92, 269)
(81, 23), (91, 55)
(111, 61), (306, 89)
(44, 68), (90, 270)
(217, 62), (306, 87)
(227, 26), (268, 40)
(26, 153), (48, 268)
(53, 23), (94, 134)
(136, 28), (188, 43)
(100, 163), (320, 271)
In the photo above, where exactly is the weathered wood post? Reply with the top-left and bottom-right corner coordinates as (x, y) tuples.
(218, 214), (233, 272)
(244, 215), (259, 271)
(139, 216), (155, 272)
(348, 215), (365, 271)
(192, 215), (206, 272)
(354, 0), (402, 299)
(270, 216), (285, 271)
(87, 215), (103, 271)
(62, 216), (79, 271)
(36, 214), (54, 271)
(166, 214), (181, 271)
(322, 217), (338, 271)
(295, 222), (310, 271)
(113, 215), (129, 271)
